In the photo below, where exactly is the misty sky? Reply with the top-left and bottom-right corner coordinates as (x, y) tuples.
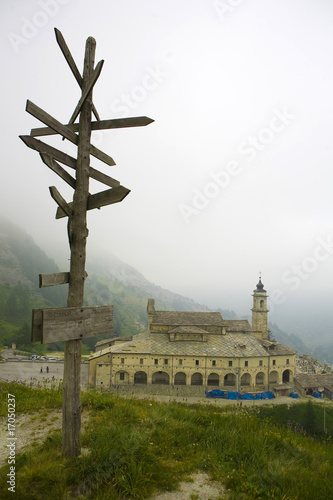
(1, 0), (333, 322)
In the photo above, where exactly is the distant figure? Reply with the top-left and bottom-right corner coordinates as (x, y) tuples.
(40, 367), (43, 373)
(46, 366), (49, 374)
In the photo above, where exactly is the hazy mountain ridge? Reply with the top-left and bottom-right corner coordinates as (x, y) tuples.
(87, 252), (212, 313)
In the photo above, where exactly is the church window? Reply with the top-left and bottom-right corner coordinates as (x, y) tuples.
(212, 360), (216, 366)
(164, 359), (168, 365)
(245, 360), (248, 367)
(178, 359), (183, 365)
(120, 373), (125, 381)
(286, 359), (289, 365)
(228, 360), (233, 367)
(121, 358), (124, 364)
(154, 359), (158, 365)
(140, 358), (143, 364)
(272, 359), (276, 366)
(260, 300), (264, 308)
(259, 360), (263, 366)
(195, 360), (199, 366)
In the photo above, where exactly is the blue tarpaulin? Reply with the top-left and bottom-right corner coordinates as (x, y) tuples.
(205, 390), (275, 400)
(313, 392), (322, 398)
(205, 390), (227, 399)
(289, 392), (300, 399)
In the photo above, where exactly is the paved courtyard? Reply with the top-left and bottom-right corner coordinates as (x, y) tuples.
(0, 358), (89, 388)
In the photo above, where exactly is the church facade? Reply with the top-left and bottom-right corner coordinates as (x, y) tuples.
(89, 279), (296, 396)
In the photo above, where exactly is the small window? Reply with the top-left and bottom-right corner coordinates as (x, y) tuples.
(140, 358), (143, 364)
(178, 359), (183, 365)
(164, 359), (168, 365)
(245, 360), (248, 367)
(259, 360), (263, 367)
(195, 360), (199, 366)
(272, 359), (276, 366)
(228, 360), (232, 367)
(212, 360), (216, 366)
(286, 359), (289, 365)
(121, 358), (124, 364)
(120, 373), (125, 380)
(154, 359), (158, 365)
(260, 299), (264, 309)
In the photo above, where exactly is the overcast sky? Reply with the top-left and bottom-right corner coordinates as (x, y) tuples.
(1, 0), (333, 321)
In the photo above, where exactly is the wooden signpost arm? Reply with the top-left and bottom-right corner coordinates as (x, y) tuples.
(26, 100), (116, 166)
(30, 116), (155, 137)
(54, 28), (100, 121)
(62, 36), (96, 458)
(68, 59), (104, 126)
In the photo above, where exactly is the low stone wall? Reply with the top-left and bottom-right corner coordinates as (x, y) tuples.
(106, 384), (207, 398)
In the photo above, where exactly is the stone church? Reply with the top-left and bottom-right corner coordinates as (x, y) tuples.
(89, 278), (296, 396)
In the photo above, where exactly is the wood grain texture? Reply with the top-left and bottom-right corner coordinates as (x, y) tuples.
(30, 116), (155, 137)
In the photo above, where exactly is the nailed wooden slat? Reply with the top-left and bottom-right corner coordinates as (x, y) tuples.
(31, 309), (43, 342)
(68, 59), (104, 125)
(41, 305), (113, 343)
(40, 154), (76, 188)
(54, 28), (100, 121)
(31, 116), (155, 137)
(86, 186), (130, 210)
(89, 166), (120, 188)
(39, 271), (88, 288)
(20, 135), (77, 169)
(27, 100), (116, 166)
(39, 272), (70, 288)
(49, 186), (72, 217)
(55, 185), (130, 218)
(20, 136), (120, 189)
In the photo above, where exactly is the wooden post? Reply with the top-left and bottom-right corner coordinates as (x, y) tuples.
(21, 28), (154, 460)
(62, 37), (95, 457)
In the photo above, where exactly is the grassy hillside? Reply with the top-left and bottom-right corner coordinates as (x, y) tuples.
(0, 382), (332, 499)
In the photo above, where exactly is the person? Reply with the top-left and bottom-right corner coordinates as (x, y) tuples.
(40, 367), (43, 373)
(46, 366), (49, 374)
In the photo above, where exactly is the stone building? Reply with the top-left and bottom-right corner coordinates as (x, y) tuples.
(89, 278), (296, 396)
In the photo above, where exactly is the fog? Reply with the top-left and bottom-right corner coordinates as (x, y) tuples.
(1, 0), (333, 330)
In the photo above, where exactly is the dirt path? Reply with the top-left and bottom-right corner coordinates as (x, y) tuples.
(0, 409), (90, 466)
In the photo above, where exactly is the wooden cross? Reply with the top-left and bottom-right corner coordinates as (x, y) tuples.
(20, 28), (154, 457)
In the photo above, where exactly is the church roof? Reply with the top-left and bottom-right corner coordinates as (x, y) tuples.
(254, 277), (266, 293)
(295, 373), (333, 389)
(90, 330), (269, 359)
(259, 340), (296, 355)
(225, 320), (252, 332)
(151, 310), (224, 327)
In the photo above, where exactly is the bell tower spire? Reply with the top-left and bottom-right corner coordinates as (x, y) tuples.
(251, 275), (269, 339)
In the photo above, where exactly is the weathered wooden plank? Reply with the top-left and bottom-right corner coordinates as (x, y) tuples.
(30, 116), (155, 137)
(39, 271), (88, 288)
(37, 305), (113, 343)
(31, 305), (113, 343)
(87, 185), (130, 210)
(89, 166), (120, 188)
(26, 100), (116, 166)
(54, 28), (100, 121)
(31, 309), (43, 342)
(55, 185), (130, 218)
(20, 135), (77, 169)
(49, 186), (72, 217)
(40, 154), (76, 189)
(20, 136), (120, 189)
(39, 272), (70, 288)
(68, 59), (104, 125)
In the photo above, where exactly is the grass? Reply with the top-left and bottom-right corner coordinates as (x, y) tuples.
(0, 383), (332, 499)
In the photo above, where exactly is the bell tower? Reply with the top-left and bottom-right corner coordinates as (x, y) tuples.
(251, 276), (269, 339)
